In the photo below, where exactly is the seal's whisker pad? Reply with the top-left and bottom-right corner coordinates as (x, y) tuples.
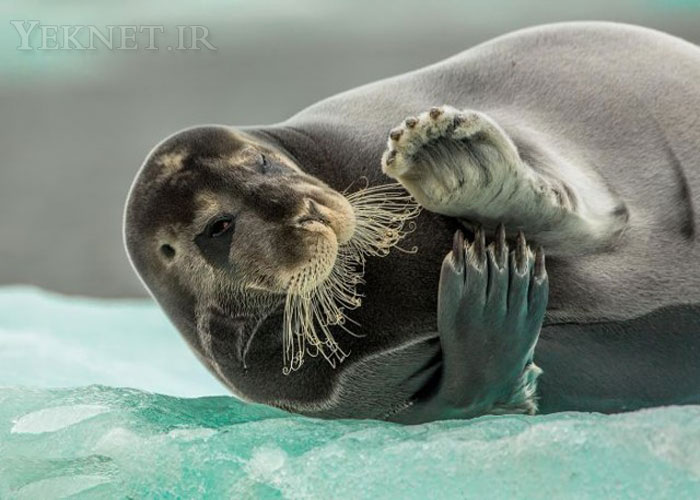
(281, 183), (421, 374)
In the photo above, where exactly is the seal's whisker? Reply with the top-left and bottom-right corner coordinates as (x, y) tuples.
(281, 182), (421, 374)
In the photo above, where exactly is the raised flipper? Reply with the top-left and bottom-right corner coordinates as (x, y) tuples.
(381, 106), (628, 256)
(389, 226), (548, 423)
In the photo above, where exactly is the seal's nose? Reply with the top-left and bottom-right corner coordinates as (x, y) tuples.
(246, 180), (305, 221)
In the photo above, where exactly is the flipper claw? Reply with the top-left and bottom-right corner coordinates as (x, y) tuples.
(472, 226), (486, 267)
(452, 230), (465, 268)
(495, 223), (508, 268)
(516, 231), (528, 274)
(534, 246), (546, 280)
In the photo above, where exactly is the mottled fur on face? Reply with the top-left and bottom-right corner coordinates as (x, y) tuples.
(125, 126), (357, 305)
(125, 126), (420, 377)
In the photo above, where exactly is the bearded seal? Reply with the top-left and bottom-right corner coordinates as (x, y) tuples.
(124, 22), (700, 423)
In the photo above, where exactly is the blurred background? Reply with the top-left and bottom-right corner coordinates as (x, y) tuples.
(1, 0), (699, 298)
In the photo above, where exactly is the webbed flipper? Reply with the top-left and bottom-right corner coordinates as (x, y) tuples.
(390, 227), (548, 423)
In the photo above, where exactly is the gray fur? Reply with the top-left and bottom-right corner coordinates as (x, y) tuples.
(125, 22), (700, 421)
(278, 21), (700, 326)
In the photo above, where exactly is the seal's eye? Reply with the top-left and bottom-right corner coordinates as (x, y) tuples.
(207, 215), (235, 238)
(195, 214), (236, 267)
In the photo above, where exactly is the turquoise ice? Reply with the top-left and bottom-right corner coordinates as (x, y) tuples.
(0, 287), (227, 397)
(1, 287), (699, 499)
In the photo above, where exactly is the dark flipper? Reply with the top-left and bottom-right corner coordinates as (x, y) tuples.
(391, 227), (548, 423)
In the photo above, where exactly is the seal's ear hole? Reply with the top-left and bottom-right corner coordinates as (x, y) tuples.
(160, 244), (176, 260)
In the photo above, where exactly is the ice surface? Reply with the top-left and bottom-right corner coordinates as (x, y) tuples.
(1, 386), (699, 499)
(1, 287), (699, 499)
(11, 404), (109, 434)
(0, 286), (227, 396)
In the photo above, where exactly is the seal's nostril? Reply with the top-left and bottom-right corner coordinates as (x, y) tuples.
(308, 199), (320, 214)
(299, 200), (330, 226)
(160, 244), (176, 259)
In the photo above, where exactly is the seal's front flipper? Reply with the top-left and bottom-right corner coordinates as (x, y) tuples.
(390, 227), (548, 423)
(381, 106), (628, 256)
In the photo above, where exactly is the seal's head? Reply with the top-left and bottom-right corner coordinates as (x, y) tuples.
(124, 126), (419, 375)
